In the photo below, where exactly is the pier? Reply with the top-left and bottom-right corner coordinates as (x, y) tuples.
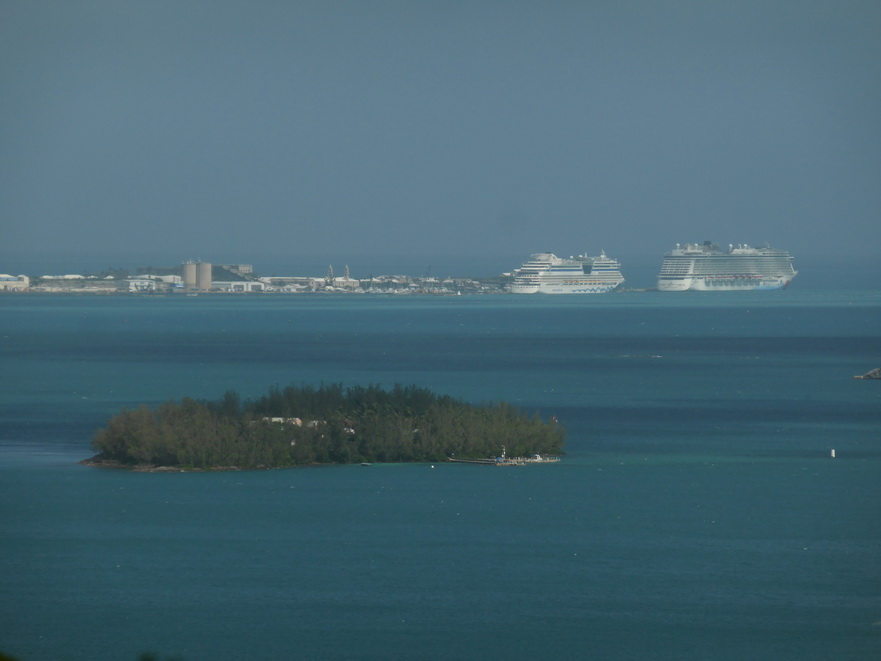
(447, 449), (561, 466)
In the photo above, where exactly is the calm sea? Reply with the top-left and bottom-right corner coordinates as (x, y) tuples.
(1, 291), (880, 660)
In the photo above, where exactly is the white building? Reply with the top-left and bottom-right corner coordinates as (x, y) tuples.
(0, 274), (29, 291)
(220, 264), (253, 275)
(122, 278), (158, 292)
(211, 281), (265, 293)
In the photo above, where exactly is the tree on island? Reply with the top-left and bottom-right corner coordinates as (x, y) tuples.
(89, 383), (565, 469)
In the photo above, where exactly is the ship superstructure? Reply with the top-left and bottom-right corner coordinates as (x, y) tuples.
(511, 251), (624, 294)
(657, 242), (797, 291)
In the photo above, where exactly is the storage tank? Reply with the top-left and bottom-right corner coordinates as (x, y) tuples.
(183, 261), (197, 290)
(197, 262), (212, 291)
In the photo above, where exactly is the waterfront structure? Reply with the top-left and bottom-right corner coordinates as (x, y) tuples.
(510, 252), (625, 294)
(330, 265), (360, 290)
(183, 261), (212, 291)
(0, 274), (29, 292)
(122, 277), (158, 293)
(183, 262), (197, 289)
(121, 275), (180, 293)
(220, 264), (253, 275)
(197, 262), (212, 290)
(657, 242), (798, 291)
(211, 281), (265, 293)
(28, 276), (117, 293)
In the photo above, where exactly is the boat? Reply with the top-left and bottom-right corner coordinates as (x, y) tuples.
(657, 242), (797, 291)
(510, 251), (624, 294)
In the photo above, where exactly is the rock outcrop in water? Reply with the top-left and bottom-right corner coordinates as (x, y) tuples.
(853, 367), (881, 380)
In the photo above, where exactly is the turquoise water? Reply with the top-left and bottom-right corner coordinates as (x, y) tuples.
(1, 292), (880, 660)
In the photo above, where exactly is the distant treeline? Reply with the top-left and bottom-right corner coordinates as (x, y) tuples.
(90, 383), (565, 469)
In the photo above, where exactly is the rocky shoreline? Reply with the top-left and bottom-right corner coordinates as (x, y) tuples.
(79, 455), (274, 472)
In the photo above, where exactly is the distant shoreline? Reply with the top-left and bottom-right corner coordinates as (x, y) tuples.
(81, 456), (249, 472)
(3, 285), (661, 296)
(79, 455), (312, 472)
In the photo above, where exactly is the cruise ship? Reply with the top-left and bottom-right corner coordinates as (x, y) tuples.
(510, 251), (625, 294)
(657, 242), (797, 291)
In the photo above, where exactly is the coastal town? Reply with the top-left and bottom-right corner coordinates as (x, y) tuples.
(1, 242), (800, 295)
(0, 261), (510, 295)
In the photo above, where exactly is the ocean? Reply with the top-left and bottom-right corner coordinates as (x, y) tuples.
(1, 291), (879, 660)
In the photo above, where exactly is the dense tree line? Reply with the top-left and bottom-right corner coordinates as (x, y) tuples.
(90, 383), (565, 469)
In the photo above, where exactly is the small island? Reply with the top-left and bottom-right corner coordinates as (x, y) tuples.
(853, 367), (881, 380)
(83, 383), (565, 470)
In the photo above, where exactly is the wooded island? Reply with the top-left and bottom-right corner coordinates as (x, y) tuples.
(86, 383), (565, 470)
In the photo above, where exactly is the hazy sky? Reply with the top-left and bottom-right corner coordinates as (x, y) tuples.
(2, 1), (879, 276)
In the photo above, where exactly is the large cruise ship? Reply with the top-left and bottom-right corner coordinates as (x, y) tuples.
(510, 251), (625, 294)
(657, 242), (797, 291)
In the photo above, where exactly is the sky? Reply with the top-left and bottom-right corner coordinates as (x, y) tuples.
(1, 1), (879, 281)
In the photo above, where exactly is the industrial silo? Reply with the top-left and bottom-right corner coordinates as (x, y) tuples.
(197, 261), (212, 291)
(183, 261), (197, 290)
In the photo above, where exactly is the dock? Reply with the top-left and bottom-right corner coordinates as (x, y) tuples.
(447, 454), (560, 467)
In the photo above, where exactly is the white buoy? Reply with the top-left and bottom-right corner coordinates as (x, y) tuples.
(831, 449), (836, 458)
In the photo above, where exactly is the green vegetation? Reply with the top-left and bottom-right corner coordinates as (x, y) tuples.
(89, 384), (565, 469)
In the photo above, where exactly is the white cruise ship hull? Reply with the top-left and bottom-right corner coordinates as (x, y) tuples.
(657, 243), (797, 292)
(510, 251), (625, 295)
(511, 280), (621, 294)
(657, 276), (794, 292)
